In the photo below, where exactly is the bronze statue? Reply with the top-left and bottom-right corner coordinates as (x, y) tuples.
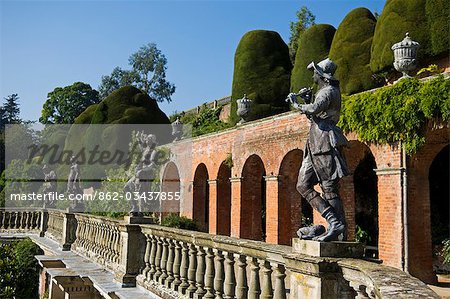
(287, 58), (349, 242)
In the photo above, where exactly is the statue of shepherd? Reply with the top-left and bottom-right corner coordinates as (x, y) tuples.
(287, 58), (349, 242)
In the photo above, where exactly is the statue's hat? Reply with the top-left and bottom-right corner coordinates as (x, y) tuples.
(307, 58), (337, 81)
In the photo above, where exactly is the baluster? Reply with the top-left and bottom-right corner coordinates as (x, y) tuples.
(32, 211), (37, 229)
(15, 211), (22, 229)
(273, 264), (286, 299)
(9, 211), (15, 229)
(154, 236), (163, 281)
(166, 239), (175, 288)
(113, 227), (121, 263)
(172, 240), (182, 291)
(261, 261), (273, 299)
(187, 243), (198, 297)
(195, 246), (206, 298)
(224, 252), (236, 299)
(236, 255), (248, 299)
(148, 235), (157, 281)
(248, 258), (261, 299)
(214, 249), (225, 299)
(26, 211), (30, 229)
(179, 242), (190, 294)
(22, 212), (28, 229)
(204, 247), (215, 299)
(142, 235), (152, 278)
(159, 238), (169, 284)
(3, 211), (9, 229)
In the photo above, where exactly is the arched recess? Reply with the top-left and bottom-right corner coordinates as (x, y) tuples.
(342, 140), (378, 246)
(193, 163), (209, 232)
(217, 162), (232, 236)
(354, 151), (378, 257)
(429, 145), (449, 274)
(241, 154), (266, 241)
(278, 149), (311, 245)
(161, 162), (181, 217)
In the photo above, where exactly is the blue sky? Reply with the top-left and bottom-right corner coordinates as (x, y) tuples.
(0, 0), (385, 122)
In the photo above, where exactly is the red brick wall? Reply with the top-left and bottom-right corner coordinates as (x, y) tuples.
(163, 110), (449, 284)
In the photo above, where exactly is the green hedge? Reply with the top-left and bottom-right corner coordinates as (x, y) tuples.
(291, 24), (336, 92)
(426, 0), (450, 56)
(230, 30), (291, 124)
(329, 8), (377, 95)
(339, 76), (450, 154)
(370, 0), (430, 73)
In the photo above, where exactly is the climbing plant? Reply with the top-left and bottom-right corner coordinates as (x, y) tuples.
(339, 76), (450, 154)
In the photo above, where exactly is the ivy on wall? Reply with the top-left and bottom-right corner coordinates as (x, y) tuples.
(339, 76), (450, 154)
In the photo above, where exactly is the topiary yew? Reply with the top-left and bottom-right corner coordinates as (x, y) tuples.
(230, 30), (291, 124)
(329, 8), (377, 95)
(291, 24), (336, 92)
(370, 0), (430, 73)
(426, 0), (449, 56)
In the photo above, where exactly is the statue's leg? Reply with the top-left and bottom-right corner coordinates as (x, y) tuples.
(321, 180), (347, 240)
(296, 158), (328, 239)
(311, 179), (346, 242)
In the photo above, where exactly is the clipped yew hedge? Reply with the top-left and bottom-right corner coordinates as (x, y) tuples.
(230, 30), (291, 124)
(291, 24), (336, 92)
(329, 8), (377, 95)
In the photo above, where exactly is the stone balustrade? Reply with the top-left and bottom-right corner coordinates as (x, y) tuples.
(0, 208), (43, 233)
(136, 224), (439, 299)
(73, 213), (122, 271)
(0, 208), (439, 298)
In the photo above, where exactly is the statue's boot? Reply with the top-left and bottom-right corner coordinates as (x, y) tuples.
(297, 225), (325, 240)
(314, 206), (345, 242)
(328, 198), (347, 241)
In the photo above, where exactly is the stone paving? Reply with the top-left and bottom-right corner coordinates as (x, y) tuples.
(0, 232), (161, 299)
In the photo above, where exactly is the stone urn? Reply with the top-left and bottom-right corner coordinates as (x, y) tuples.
(171, 116), (183, 141)
(236, 94), (252, 125)
(391, 32), (420, 81)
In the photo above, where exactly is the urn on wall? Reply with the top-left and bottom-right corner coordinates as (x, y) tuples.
(391, 32), (420, 81)
(171, 116), (183, 141)
(236, 94), (252, 125)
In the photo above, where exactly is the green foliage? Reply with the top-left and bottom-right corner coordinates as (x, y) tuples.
(355, 224), (372, 244)
(75, 86), (170, 125)
(370, 0), (430, 73)
(161, 213), (199, 231)
(1, 94), (21, 124)
(40, 82), (100, 124)
(231, 30), (291, 124)
(0, 238), (43, 298)
(99, 43), (176, 103)
(329, 8), (377, 94)
(291, 24), (336, 92)
(173, 106), (233, 137)
(339, 76), (450, 154)
(426, 0), (450, 56)
(288, 6), (316, 63)
(224, 153), (233, 169)
(442, 239), (450, 264)
(417, 64), (444, 76)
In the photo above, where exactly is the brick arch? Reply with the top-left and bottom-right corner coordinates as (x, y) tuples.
(216, 161), (232, 236)
(277, 149), (304, 245)
(161, 162), (181, 216)
(241, 154), (266, 241)
(193, 163), (209, 232)
(340, 140), (378, 242)
(407, 126), (449, 283)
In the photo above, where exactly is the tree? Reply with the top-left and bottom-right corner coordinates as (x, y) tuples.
(98, 67), (138, 99)
(288, 6), (316, 63)
(98, 43), (176, 103)
(2, 94), (21, 124)
(291, 24), (336, 92)
(231, 30), (291, 124)
(329, 8), (377, 94)
(40, 82), (100, 124)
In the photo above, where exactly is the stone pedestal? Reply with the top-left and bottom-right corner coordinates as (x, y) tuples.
(292, 238), (364, 258)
